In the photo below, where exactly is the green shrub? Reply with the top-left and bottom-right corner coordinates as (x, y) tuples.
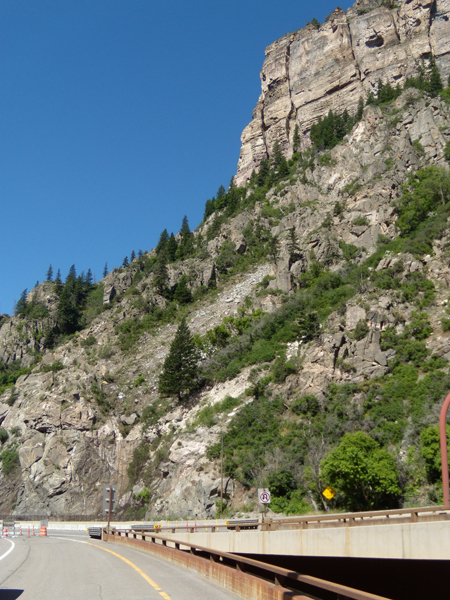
(127, 440), (150, 485)
(80, 335), (96, 347)
(442, 318), (450, 332)
(352, 319), (369, 341)
(1, 449), (19, 476)
(352, 216), (369, 227)
(134, 375), (145, 387)
(41, 361), (65, 373)
(271, 356), (297, 383)
(291, 394), (320, 417)
(0, 428), (9, 444)
(321, 431), (401, 511)
(420, 425), (450, 483)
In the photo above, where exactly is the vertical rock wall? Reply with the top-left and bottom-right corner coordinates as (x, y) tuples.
(235, 0), (450, 186)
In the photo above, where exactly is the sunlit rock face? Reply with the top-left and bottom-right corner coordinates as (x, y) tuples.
(235, 0), (450, 186)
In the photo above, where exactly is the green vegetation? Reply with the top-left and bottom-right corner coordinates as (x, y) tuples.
(158, 318), (200, 401)
(0, 361), (31, 395)
(192, 395), (241, 428)
(310, 98), (363, 151)
(321, 432), (402, 511)
(0, 448), (19, 476)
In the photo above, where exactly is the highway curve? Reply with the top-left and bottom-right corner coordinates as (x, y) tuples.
(0, 533), (239, 600)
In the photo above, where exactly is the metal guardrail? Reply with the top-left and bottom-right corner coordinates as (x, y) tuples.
(125, 505), (450, 535)
(107, 527), (393, 600)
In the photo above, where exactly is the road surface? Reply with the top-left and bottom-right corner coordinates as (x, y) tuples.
(0, 532), (239, 599)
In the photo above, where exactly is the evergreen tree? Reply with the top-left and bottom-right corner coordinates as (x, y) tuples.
(54, 269), (62, 290)
(46, 265), (53, 281)
(85, 269), (93, 286)
(57, 269), (79, 334)
(15, 289), (28, 316)
(355, 96), (364, 121)
(271, 140), (283, 168)
(166, 233), (178, 262)
(155, 229), (169, 255)
(428, 56), (443, 96)
(158, 318), (200, 401)
(288, 227), (302, 265)
(256, 157), (270, 187)
(277, 156), (289, 179)
(173, 274), (192, 304)
(103, 263), (108, 278)
(138, 249), (143, 258)
(216, 185), (226, 200)
(176, 216), (194, 259)
(266, 232), (279, 262)
(203, 198), (216, 221)
(130, 250), (136, 261)
(292, 124), (301, 153)
(153, 251), (169, 295)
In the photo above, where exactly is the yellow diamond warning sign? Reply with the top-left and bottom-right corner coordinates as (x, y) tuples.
(322, 486), (336, 500)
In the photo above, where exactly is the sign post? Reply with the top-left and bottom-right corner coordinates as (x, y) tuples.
(258, 488), (271, 521)
(103, 484), (117, 533)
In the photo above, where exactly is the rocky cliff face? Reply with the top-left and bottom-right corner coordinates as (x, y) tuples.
(235, 0), (450, 185)
(0, 0), (449, 520)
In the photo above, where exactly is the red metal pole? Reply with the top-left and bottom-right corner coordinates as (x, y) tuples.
(439, 392), (450, 507)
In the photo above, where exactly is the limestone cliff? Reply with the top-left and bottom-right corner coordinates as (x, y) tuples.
(235, 0), (450, 185)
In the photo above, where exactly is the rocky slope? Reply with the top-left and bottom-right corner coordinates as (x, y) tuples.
(235, 0), (450, 185)
(0, 0), (449, 519)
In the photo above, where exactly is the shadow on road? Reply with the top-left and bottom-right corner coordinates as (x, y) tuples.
(0, 590), (24, 599)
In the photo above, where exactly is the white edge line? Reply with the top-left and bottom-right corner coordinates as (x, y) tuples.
(0, 539), (15, 561)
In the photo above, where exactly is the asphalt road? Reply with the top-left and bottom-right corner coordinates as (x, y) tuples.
(0, 533), (239, 600)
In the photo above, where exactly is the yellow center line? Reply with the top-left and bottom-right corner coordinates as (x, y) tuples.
(57, 537), (172, 598)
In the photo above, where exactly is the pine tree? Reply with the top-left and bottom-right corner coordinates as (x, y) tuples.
(55, 269), (62, 289)
(85, 269), (93, 286)
(256, 157), (270, 187)
(15, 289), (28, 316)
(288, 227), (302, 265)
(138, 249), (143, 258)
(176, 216), (194, 259)
(355, 96), (364, 122)
(46, 265), (53, 281)
(122, 256), (129, 267)
(156, 229), (169, 255)
(103, 263), (108, 278)
(271, 140), (283, 168)
(153, 251), (169, 295)
(158, 318), (200, 401)
(428, 56), (443, 96)
(203, 198), (216, 221)
(130, 250), (136, 261)
(166, 233), (178, 262)
(292, 125), (301, 153)
(173, 274), (192, 304)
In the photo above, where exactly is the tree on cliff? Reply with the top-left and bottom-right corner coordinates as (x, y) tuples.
(158, 318), (200, 401)
(46, 265), (53, 281)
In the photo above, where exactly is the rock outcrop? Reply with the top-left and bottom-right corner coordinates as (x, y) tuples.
(235, 0), (450, 185)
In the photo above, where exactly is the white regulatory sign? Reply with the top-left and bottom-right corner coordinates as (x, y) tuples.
(258, 488), (271, 504)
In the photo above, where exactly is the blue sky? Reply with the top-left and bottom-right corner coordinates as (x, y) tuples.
(0, 0), (345, 315)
